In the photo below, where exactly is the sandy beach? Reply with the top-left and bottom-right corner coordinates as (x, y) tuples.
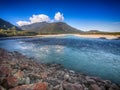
(36, 34), (120, 39)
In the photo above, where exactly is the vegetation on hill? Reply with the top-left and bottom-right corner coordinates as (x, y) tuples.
(21, 22), (83, 34)
(0, 28), (37, 37)
(0, 18), (21, 30)
(0, 18), (120, 37)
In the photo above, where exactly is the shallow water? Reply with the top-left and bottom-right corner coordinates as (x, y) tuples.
(0, 35), (120, 83)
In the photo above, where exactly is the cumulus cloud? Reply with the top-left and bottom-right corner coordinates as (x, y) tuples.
(17, 14), (50, 26)
(17, 21), (30, 26)
(54, 12), (64, 21)
(29, 14), (50, 23)
(17, 12), (64, 26)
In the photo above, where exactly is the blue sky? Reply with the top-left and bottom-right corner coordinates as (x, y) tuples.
(0, 0), (120, 32)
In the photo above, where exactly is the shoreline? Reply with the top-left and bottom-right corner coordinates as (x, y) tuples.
(36, 34), (120, 39)
(0, 34), (120, 40)
(0, 48), (120, 90)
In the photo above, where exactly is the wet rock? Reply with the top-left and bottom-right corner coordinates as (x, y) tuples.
(63, 82), (84, 90)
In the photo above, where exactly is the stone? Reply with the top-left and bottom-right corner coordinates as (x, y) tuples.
(10, 82), (48, 90)
(33, 82), (48, 90)
(89, 84), (101, 90)
(0, 66), (12, 77)
(6, 76), (18, 88)
(25, 77), (30, 84)
(109, 84), (120, 90)
(63, 82), (84, 90)
(14, 70), (24, 79)
(0, 86), (6, 90)
(85, 76), (96, 84)
(40, 72), (47, 79)
(64, 74), (70, 81)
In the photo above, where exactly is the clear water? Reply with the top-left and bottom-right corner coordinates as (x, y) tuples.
(0, 35), (120, 83)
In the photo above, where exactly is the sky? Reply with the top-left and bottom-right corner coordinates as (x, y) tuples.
(0, 0), (120, 32)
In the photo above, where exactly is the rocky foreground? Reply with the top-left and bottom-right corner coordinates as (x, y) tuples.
(0, 48), (120, 90)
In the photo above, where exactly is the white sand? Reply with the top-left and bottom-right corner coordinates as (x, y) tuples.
(36, 34), (120, 39)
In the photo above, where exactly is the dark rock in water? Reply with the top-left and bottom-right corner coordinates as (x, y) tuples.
(0, 48), (120, 90)
(99, 37), (106, 39)
(113, 37), (120, 40)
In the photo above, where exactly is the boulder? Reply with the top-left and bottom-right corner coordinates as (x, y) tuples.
(10, 82), (48, 90)
(0, 65), (12, 77)
(63, 82), (84, 90)
(89, 84), (101, 90)
(6, 76), (18, 88)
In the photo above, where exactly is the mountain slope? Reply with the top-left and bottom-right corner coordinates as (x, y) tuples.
(0, 18), (21, 30)
(21, 22), (49, 31)
(21, 22), (83, 34)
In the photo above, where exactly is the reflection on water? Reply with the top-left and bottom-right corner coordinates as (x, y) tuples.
(0, 36), (120, 83)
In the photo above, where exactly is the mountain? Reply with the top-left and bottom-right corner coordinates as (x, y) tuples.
(0, 18), (21, 30)
(21, 22), (83, 34)
(21, 22), (49, 31)
(87, 30), (103, 33)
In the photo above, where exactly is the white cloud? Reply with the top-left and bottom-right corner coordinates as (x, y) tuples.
(29, 14), (50, 23)
(54, 12), (64, 21)
(17, 14), (50, 26)
(17, 12), (64, 26)
(16, 21), (30, 26)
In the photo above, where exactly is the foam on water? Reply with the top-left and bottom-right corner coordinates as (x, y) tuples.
(0, 36), (120, 83)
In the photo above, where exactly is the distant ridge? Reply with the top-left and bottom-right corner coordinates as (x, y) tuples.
(20, 22), (83, 34)
(0, 18), (21, 30)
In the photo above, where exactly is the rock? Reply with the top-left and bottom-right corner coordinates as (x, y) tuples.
(14, 70), (24, 79)
(63, 82), (84, 90)
(69, 70), (75, 74)
(25, 77), (30, 84)
(100, 86), (106, 90)
(10, 82), (48, 90)
(0, 66), (12, 77)
(64, 74), (70, 81)
(0, 86), (6, 90)
(33, 82), (48, 90)
(6, 76), (18, 88)
(85, 76), (96, 84)
(40, 72), (47, 79)
(89, 84), (101, 90)
(13, 70), (25, 85)
(109, 84), (120, 90)
(104, 80), (112, 88)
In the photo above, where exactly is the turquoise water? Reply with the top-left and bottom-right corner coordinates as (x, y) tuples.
(0, 35), (120, 83)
